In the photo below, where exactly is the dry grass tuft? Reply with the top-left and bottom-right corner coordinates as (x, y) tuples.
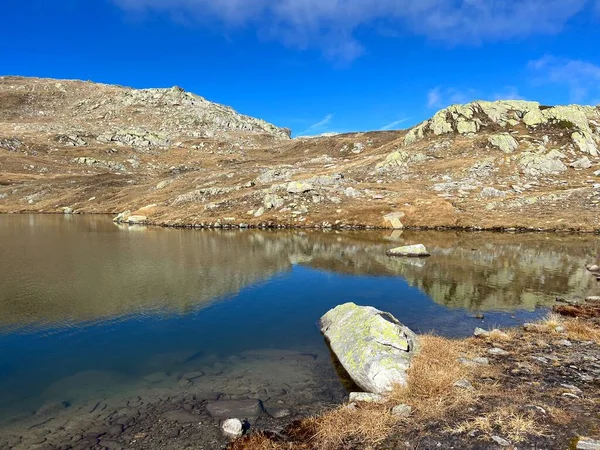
(300, 404), (399, 450)
(488, 328), (514, 343)
(388, 335), (491, 421)
(450, 406), (545, 443)
(228, 433), (302, 450)
(533, 313), (600, 344)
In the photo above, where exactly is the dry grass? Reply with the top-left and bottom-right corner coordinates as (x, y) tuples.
(299, 404), (399, 450)
(229, 433), (301, 450)
(488, 328), (515, 343)
(388, 335), (491, 421)
(534, 313), (600, 344)
(450, 406), (545, 443)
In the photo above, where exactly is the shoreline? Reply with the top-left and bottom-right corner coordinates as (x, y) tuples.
(1, 211), (600, 234)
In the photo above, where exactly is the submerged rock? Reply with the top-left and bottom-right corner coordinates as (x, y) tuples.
(386, 244), (430, 257)
(319, 302), (419, 393)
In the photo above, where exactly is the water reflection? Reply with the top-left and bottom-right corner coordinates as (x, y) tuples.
(0, 215), (597, 331)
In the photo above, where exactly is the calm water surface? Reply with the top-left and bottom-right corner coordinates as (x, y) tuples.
(0, 214), (598, 425)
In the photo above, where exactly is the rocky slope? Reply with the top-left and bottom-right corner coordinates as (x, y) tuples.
(1, 77), (600, 231)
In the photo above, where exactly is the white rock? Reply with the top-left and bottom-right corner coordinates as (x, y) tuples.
(386, 244), (430, 257)
(221, 418), (243, 438)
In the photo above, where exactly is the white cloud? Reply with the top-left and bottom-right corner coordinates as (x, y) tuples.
(380, 117), (411, 130)
(299, 113), (334, 135)
(113, 0), (594, 62)
(529, 55), (600, 103)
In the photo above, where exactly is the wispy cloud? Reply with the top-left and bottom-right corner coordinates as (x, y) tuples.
(427, 88), (442, 109)
(425, 86), (525, 109)
(380, 117), (411, 130)
(299, 113), (334, 135)
(113, 0), (595, 63)
(426, 87), (478, 109)
(529, 55), (600, 103)
(491, 86), (525, 101)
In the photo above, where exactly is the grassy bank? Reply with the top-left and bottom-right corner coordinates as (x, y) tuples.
(230, 305), (600, 450)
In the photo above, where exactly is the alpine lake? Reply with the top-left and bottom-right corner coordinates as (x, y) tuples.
(0, 214), (598, 449)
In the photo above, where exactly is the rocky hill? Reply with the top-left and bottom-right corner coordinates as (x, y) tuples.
(1, 77), (599, 231)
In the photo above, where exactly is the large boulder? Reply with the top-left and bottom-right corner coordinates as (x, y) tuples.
(386, 244), (430, 257)
(319, 303), (419, 393)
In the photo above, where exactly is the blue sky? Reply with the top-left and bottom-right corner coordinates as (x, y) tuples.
(2, 1), (600, 136)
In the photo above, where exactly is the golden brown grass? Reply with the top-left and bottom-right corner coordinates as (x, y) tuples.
(450, 406), (546, 443)
(534, 313), (600, 344)
(229, 433), (301, 450)
(388, 335), (492, 421)
(299, 404), (399, 450)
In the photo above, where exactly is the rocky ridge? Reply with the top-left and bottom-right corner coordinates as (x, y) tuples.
(1, 77), (600, 231)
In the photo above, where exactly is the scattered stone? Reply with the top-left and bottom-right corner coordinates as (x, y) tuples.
(182, 371), (205, 380)
(348, 392), (384, 403)
(253, 207), (265, 217)
(319, 303), (419, 393)
(458, 357), (489, 366)
(570, 157), (592, 169)
(577, 437), (600, 450)
(267, 407), (291, 419)
(287, 181), (313, 194)
(221, 418), (244, 439)
(561, 384), (583, 394)
(491, 435), (511, 447)
(162, 410), (202, 424)
(263, 193), (284, 209)
(386, 244), (430, 257)
(488, 347), (510, 356)
(473, 327), (490, 338)
(391, 404), (412, 418)
(62, 207), (73, 214)
(143, 372), (168, 383)
(453, 379), (475, 390)
(206, 399), (264, 419)
(556, 339), (572, 347)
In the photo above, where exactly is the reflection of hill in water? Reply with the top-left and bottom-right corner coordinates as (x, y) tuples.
(299, 231), (599, 311)
(0, 215), (598, 328)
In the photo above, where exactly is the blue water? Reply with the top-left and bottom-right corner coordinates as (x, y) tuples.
(0, 214), (597, 422)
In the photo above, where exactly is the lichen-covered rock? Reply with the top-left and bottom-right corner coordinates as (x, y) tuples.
(519, 152), (568, 176)
(403, 101), (600, 156)
(319, 303), (419, 393)
(287, 181), (313, 194)
(376, 150), (410, 169)
(488, 134), (519, 153)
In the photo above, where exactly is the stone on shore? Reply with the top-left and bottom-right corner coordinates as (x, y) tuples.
(348, 392), (384, 403)
(319, 302), (419, 394)
(383, 212), (405, 229)
(127, 215), (147, 224)
(221, 418), (243, 438)
(386, 244), (430, 257)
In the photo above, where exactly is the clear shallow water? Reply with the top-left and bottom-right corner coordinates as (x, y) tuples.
(0, 214), (598, 425)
